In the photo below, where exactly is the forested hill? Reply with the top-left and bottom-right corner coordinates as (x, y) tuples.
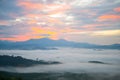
(0, 55), (60, 67)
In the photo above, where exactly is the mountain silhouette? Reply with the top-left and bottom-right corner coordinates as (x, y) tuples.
(0, 38), (120, 50)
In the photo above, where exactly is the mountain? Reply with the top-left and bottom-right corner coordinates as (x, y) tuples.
(0, 38), (120, 50)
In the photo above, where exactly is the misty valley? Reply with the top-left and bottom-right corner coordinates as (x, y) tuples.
(0, 48), (120, 80)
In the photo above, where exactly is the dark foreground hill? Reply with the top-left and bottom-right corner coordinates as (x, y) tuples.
(0, 71), (120, 80)
(0, 55), (60, 67)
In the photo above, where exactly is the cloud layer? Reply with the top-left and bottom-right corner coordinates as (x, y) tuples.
(0, 0), (120, 44)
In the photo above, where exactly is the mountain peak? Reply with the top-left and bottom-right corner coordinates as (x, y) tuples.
(27, 38), (52, 42)
(0, 38), (120, 50)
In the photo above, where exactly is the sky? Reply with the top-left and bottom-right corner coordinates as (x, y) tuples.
(0, 0), (120, 44)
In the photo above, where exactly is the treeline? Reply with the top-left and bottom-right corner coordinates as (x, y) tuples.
(0, 71), (22, 80)
(0, 71), (120, 80)
(0, 55), (60, 67)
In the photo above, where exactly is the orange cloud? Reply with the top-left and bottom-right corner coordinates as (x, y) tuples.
(0, 37), (18, 41)
(31, 27), (59, 40)
(31, 27), (56, 35)
(0, 34), (32, 42)
(114, 7), (120, 12)
(18, 1), (70, 13)
(30, 27), (81, 40)
(14, 35), (32, 41)
(98, 14), (120, 21)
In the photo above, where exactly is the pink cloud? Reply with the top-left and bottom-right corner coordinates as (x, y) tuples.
(97, 14), (120, 21)
(114, 7), (120, 12)
(0, 20), (9, 25)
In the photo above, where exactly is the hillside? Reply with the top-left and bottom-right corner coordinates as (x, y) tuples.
(0, 55), (60, 67)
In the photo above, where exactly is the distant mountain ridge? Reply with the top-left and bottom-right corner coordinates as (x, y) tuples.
(0, 38), (120, 50)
